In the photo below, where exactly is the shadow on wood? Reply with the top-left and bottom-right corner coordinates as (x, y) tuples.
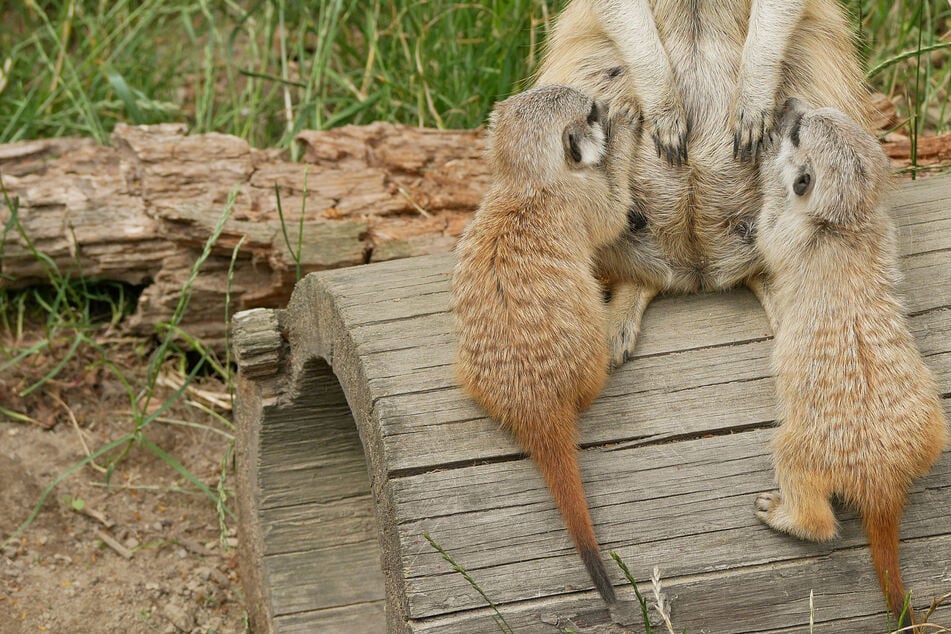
(232, 175), (951, 633)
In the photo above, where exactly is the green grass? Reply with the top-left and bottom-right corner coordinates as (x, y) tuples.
(0, 0), (553, 148)
(2, 1), (947, 150)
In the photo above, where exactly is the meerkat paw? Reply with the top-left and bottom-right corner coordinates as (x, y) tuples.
(754, 491), (838, 541)
(607, 319), (639, 371)
(754, 491), (781, 522)
(732, 93), (776, 162)
(610, 94), (641, 126)
(646, 90), (689, 167)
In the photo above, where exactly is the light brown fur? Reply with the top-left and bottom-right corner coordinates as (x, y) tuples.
(451, 84), (637, 604)
(535, 0), (874, 366)
(754, 99), (950, 629)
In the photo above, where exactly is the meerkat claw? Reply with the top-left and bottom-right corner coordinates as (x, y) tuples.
(734, 107), (774, 163)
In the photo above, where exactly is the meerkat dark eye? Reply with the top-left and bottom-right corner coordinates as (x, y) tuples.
(568, 132), (582, 162)
(793, 171), (812, 196)
(587, 102), (600, 125)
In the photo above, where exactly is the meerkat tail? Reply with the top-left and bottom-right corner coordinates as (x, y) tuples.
(863, 506), (915, 628)
(517, 411), (616, 604)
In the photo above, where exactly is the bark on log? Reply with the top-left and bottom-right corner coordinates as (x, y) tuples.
(0, 123), (488, 347)
(0, 116), (947, 347)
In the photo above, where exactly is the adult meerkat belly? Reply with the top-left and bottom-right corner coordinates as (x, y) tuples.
(538, 0), (870, 293)
(628, 2), (760, 292)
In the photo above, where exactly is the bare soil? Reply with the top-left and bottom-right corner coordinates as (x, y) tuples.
(0, 332), (246, 634)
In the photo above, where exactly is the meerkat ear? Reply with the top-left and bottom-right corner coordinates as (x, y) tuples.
(587, 101), (600, 125)
(793, 170), (812, 196)
(565, 128), (583, 163)
(564, 121), (606, 167)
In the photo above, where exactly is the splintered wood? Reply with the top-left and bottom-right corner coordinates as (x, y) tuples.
(232, 176), (951, 633)
(0, 123), (488, 346)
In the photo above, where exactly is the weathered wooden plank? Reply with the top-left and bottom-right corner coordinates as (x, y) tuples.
(390, 429), (951, 619)
(265, 538), (387, 617)
(257, 402), (372, 511)
(233, 175), (951, 633)
(260, 494), (377, 556)
(365, 310), (950, 474)
(234, 316), (388, 632)
(408, 534), (951, 633)
(274, 604), (387, 634)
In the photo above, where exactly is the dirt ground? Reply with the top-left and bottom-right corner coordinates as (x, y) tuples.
(0, 336), (247, 634)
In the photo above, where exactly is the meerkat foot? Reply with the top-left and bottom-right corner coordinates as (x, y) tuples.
(607, 318), (640, 370)
(754, 491), (781, 519)
(605, 284), (656, 371)
(754, 491), (838, 542)
(746, 275), (780, 333)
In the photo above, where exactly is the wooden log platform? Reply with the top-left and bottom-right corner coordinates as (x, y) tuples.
(232, 175), (951, 633)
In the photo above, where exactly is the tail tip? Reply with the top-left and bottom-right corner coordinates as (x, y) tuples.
(580, 547), (616, 605)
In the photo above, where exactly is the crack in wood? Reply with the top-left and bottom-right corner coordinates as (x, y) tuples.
(603, 420), (774, 452)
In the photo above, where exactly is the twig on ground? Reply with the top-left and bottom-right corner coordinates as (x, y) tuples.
(925, 591), (951, 624)
(156, 371), (232, 411)
(94, 528), (133, 560)
(77, 505), (115, 529)
(51, 392), (107, 473)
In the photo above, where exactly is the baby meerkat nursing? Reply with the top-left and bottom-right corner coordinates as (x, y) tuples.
(755, 97), (950, 627)
(451, 84), (637, 604)
(536, 0), (874, 366)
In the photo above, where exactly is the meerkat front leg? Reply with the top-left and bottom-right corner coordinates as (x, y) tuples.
(606, 282), (657, 370)
(595, 0), (688, 166)
(732, 0), (807, 161)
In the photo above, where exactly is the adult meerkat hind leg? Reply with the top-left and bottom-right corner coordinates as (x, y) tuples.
(606, 283), (658, 370)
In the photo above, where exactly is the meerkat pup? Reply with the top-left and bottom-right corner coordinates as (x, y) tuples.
(754, 97), (950, 627)
(536, 0), (874, 366)
(451, 84), (637, 604)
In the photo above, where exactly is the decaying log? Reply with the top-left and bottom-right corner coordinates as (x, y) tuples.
(883, 132), (951, 163)
(0, 123), (488, 346)
(0, 105), (948, 346)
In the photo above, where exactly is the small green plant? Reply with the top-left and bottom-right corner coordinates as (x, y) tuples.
(611, 552), (655, 633)
(423, 531), (514, 634)
(274, 171), (308, 283)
